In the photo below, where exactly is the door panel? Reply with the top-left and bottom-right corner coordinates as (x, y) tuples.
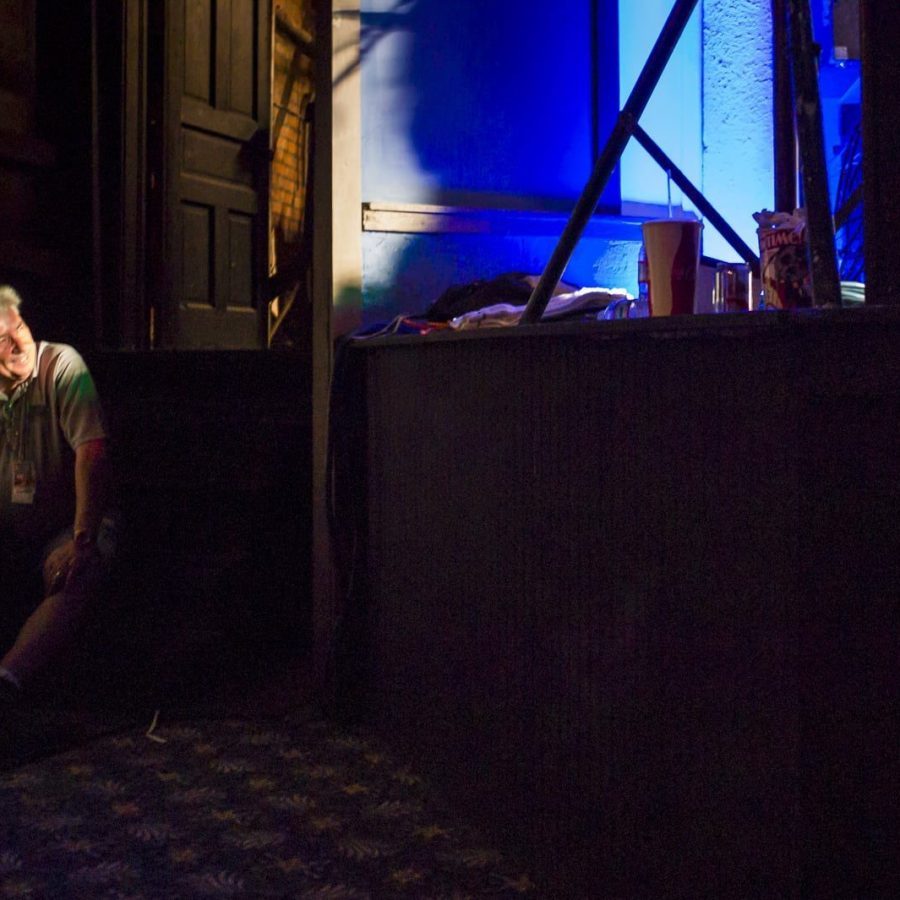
(228, 213), (254, 302)
(182, 202), (213, 307)
(183, 130), (256, 185)
(229, 0), (257, 115)
(184, 0), (213, 103)
(163, 0), (270, 348)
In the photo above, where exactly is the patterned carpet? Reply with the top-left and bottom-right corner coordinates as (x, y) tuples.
(0, 712), (539, 899)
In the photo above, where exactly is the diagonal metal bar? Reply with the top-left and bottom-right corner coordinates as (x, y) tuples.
(833, 182), (862, 233)
(630, 123), (760, 275)
(520, 0), (700, 325)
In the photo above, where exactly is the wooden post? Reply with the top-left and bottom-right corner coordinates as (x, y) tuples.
(861, 0), (900, 305)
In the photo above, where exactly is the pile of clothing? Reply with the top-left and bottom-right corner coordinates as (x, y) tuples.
(353, 273), (631, 339)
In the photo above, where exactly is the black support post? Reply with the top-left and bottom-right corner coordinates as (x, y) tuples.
(772, 0), (797, 212)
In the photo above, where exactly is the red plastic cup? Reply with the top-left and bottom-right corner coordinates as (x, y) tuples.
(641, 218), (703, 316)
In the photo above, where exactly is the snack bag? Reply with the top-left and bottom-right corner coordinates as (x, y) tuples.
(754, 209), (812, 309)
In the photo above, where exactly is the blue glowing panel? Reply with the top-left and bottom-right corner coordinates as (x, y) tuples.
(361, 0), (620, 211)
(618, 0), (701, 216)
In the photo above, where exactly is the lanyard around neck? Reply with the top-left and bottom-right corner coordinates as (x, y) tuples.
(1, 378), (34, 460)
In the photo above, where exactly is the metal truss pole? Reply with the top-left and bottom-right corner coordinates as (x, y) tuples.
(772, 0), (798, 212)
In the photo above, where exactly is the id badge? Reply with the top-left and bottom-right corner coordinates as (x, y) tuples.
(12, 459), (36, 504)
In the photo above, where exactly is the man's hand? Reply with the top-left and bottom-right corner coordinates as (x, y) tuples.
(42, 534), (99, 596)
(42, 539), (77, 595)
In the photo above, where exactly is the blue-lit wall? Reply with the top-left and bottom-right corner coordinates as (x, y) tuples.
(361, 0), (619, 209)
(359, 0), (776, 321)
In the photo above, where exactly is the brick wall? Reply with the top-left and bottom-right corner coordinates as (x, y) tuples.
(268, 0), (316, 347)
(271, 0), (315, 273)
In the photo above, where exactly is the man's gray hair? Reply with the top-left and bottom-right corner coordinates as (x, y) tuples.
(0, 285), (23, 312)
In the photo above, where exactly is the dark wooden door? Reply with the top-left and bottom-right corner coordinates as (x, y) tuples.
(160, 0), (271, 348)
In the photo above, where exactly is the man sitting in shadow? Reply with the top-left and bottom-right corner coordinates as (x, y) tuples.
(0, 285), (116, 767)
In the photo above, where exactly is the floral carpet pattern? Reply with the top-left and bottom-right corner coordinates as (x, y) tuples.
(0, 713), (538, 898)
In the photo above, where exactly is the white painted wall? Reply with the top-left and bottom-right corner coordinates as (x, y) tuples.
(701, 0), (774, 260)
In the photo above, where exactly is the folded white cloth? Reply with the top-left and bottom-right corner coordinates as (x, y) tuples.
(840, 281), (865, 306)
(449, 287), (632, 330)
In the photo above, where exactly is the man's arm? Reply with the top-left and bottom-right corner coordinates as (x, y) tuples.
(43, 437), (109, 592)
(73, 437), (109, 543)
